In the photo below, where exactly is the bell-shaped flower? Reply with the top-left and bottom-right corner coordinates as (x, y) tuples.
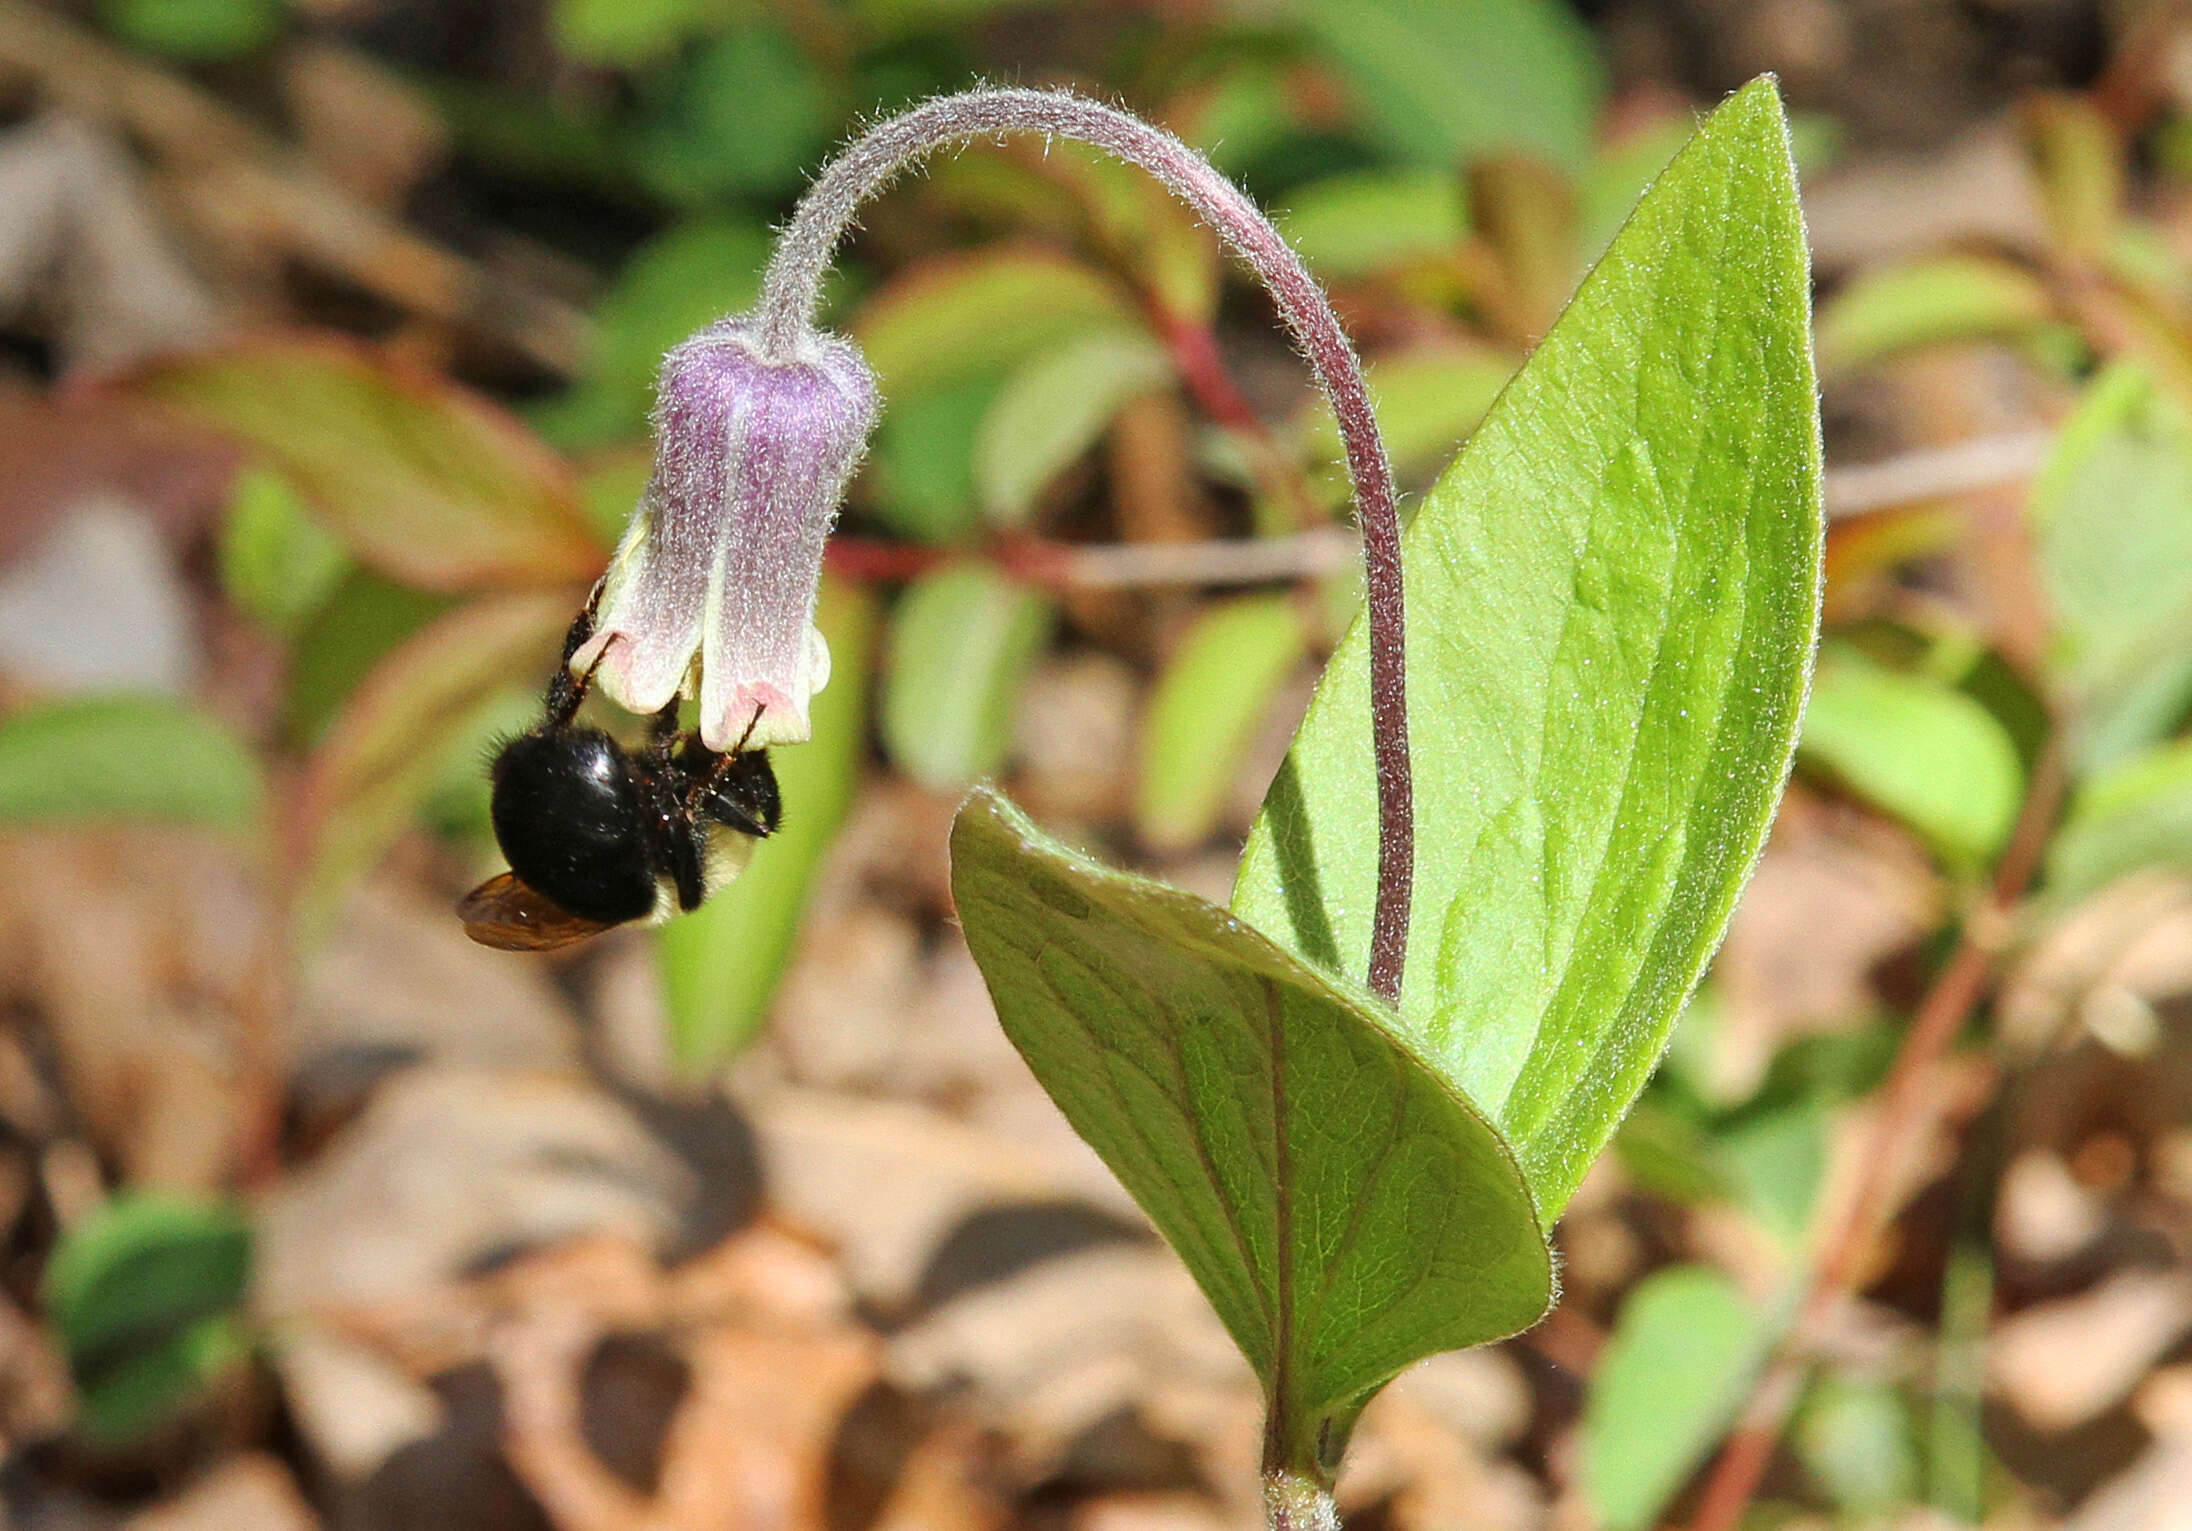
(572, 315), (878, 750)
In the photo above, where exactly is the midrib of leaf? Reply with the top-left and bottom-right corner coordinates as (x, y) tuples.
(1025, 930), (1277, 1374)
(1261, 981), (1301, 1452)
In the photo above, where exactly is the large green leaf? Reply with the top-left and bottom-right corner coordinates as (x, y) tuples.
(1232, 79), (1821, 1218)
(657, 580), (877, 1072)
(952, 790), (1550, 1473)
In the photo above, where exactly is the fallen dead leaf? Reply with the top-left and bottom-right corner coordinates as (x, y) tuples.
(0, 115), (217, 370)
(122, 1454), (319, 1531)
(1010, 653), (1140, 827)
(0, 826), (261, 1189)
(0, 499), (200, 695)
(292, 873), (582, 1077)
(1708, 799), (1938, 1100)
(1069, 1491), (1238, 1531)
(1997, 1149), (2112, 1267)
(751, 1086), (1116, 1313)
(886, 1243), (1255, 1488)
(1993, 1269), (2192, 1432)
(258, 1067), (693, 1315)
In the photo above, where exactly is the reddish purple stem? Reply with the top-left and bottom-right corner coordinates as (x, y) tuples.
(757, 87), (1414, 1001)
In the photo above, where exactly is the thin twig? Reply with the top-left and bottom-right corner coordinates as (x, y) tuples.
(1153, 308), (1330, 531)
(1824, 430), (2056, 519)
(1685, 734), (2070, 1531)
(823, 527), (1359, 589)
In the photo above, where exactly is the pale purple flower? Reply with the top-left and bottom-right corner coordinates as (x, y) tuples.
(572, 316), (877, 751)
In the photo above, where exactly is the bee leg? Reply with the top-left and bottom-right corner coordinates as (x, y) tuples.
(647, 698), (683, 760)
(543, 580), (607, 727)
(681, 701), (765, 817)
(694, 749), (782, 839)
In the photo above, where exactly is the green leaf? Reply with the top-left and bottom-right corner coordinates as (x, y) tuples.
(862, 376), (1003, 545)
(1583, 1266), (1769, 1531)
(2031, 364), (2192, 769)
(0, 696), (261, 830)
(285, 572), (456, 745)
(541, 217), (773, 451)
(633, 27), (835, 201)
(952, 789), (1551, 1471)
(1816, 255), (2054, 376)
(1289, 0), (1606, 172)
(657, 580), (877, 1072)
(1278, 169), (1469, 280)
(1715, 1099), (1827, 1246)
(1233, 79), (1822, 1218)
(296, 591), (576, 941)
(1799, 652), (2023, 871)
(2026, 94), (2124, 261)
(100, 0), (280, 60)
(977, 331), (1172, 525)
(1795, 1376), (1919, 1514)
(2046, 736), (2192, 903)
(42, 1192), (253, 1443)
(218, 466), (351, 638)
(854, 0), (1048, 31)
(126, 339), (603, 593)
(550, 0), (712, 67)
(1137, 595), (1310, 851)
(881, 564), (1054, 792)
(852, 249), (1141, 399)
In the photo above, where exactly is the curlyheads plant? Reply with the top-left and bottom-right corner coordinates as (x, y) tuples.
(468, 80), (1822, 1528)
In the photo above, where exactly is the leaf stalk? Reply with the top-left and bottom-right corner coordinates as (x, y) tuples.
(755, 86), (1415, 1001)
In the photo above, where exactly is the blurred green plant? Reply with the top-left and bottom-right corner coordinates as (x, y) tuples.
(42, 1194), (254, 1443)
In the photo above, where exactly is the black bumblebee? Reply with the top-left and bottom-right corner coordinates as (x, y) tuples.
(459, 597), (781, 952)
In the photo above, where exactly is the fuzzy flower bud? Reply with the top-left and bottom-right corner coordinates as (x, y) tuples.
(572, 316), (877, 751)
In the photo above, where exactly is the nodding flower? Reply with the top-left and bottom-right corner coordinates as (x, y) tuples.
(571, 315), (878, 752)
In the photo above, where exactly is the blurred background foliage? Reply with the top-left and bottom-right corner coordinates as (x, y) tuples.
(1, 0), (2191, 1529)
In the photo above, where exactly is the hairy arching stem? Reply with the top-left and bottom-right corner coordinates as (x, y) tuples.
(757, 86), (1416, 1004)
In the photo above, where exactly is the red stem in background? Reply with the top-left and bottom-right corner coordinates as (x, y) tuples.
(1686, 735), (2069, 1531)
(758, 86), (1415, 1005)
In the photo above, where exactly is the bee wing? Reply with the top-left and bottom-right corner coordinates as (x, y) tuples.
(457, 872), (616, 952)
